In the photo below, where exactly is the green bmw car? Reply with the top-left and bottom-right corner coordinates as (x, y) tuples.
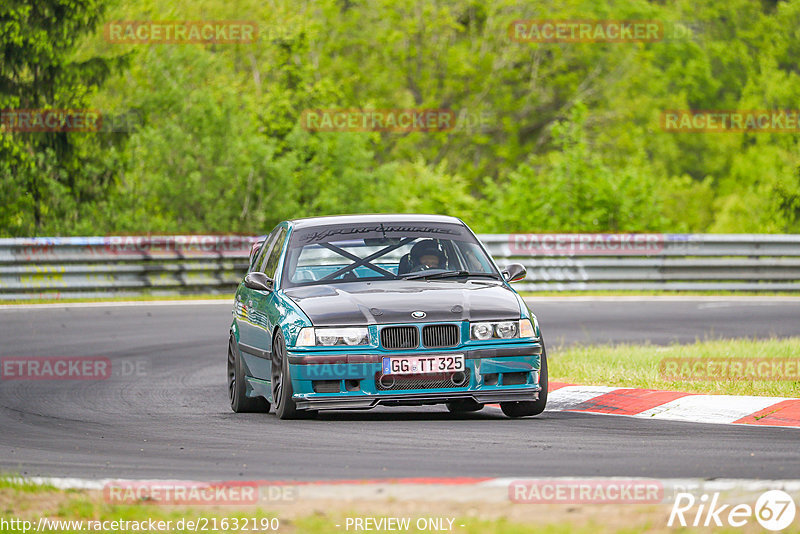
(228, 214), (547, 419)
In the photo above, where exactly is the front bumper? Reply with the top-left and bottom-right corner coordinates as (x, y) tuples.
(287, 343), (543, 411)
(294, 388), (539, 410)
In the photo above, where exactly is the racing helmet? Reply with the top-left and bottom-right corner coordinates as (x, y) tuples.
(409, 239), (446, 269)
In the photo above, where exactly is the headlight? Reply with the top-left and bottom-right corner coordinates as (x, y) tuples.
(472, 323), (494, 340)
(342, 330), (367, 345)
(495, 321), (518, 339)
(519, 318), (537, 339)
(317, 333), (339, 346)
(471, 320), (521, 340)
(295, 327), (369, 347)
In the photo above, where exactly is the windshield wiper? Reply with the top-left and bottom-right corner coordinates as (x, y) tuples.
(400, 270), (500, 281)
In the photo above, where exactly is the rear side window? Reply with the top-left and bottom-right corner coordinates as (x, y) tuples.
(261, 227), (287, 278)
(250, 228), (279, 273)
(248, 240), (266, 271)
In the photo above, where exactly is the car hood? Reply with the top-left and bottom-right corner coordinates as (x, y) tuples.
(284, 280), (522, 326)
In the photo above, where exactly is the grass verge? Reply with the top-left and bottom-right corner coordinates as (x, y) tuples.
(2, 478), (774, 534)
(550, 337), (800, 397)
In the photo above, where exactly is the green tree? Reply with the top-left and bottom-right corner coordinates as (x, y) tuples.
(0, 0), (127, 235)
(482, 104), (665, 232)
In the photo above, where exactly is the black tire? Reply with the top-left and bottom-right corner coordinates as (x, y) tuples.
(228, 335), (270, 413)
(446, 399), (484, 413)
(272, 330), (317, 420)
(500, 342), (548, 418)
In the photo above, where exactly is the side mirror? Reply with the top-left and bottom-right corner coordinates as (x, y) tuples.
(502, 263), (527, 282)
(244, 272), (273, 291)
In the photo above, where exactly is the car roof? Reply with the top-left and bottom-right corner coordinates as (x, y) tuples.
(286, 214), (463, 230)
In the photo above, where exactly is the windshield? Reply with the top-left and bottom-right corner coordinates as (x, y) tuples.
(282, 222), (499, 287)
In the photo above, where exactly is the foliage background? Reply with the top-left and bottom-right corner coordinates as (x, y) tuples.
(2, 0), (800, 236)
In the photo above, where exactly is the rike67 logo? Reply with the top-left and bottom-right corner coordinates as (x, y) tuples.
(669, 490), (796, 531)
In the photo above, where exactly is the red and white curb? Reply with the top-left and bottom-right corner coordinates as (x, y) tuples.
(541, 382), (800, 429)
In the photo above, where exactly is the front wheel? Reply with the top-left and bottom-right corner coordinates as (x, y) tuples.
(272, 330), (317, 420)
(500, 342), (548, 418)
(228, 335), (270, 413)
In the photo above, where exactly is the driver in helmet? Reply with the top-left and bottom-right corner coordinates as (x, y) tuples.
(409, 240), (446, 271)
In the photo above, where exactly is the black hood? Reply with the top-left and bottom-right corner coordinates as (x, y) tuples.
(284, 280), (522, 326)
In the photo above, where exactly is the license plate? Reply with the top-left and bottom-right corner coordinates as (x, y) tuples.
(382, 354), (465, 375)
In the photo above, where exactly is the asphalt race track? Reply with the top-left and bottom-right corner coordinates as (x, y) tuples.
(530, 296), (800, 347)
(1, 298), (799, 481)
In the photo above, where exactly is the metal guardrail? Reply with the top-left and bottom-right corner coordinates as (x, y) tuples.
(481, 233), (800, 292)
(1, 234), (799, 299)
(0, 236), (255, 300)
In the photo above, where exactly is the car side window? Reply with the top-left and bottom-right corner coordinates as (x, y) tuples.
(248, 240), (266, 271)
(261, 227), (287, 278)
(251, 228), (279, 273)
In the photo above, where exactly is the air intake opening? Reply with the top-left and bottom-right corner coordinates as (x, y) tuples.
(483, 373), (499, 386)
(381, 326), (419, 350)
(378, 374), (396, 388)
(422, 324), (459, 348)
(375, 370), (472, 391)
(450, 371), (468, 387)
(502, 372), (529, 386)
(312, 380), (341, 393)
